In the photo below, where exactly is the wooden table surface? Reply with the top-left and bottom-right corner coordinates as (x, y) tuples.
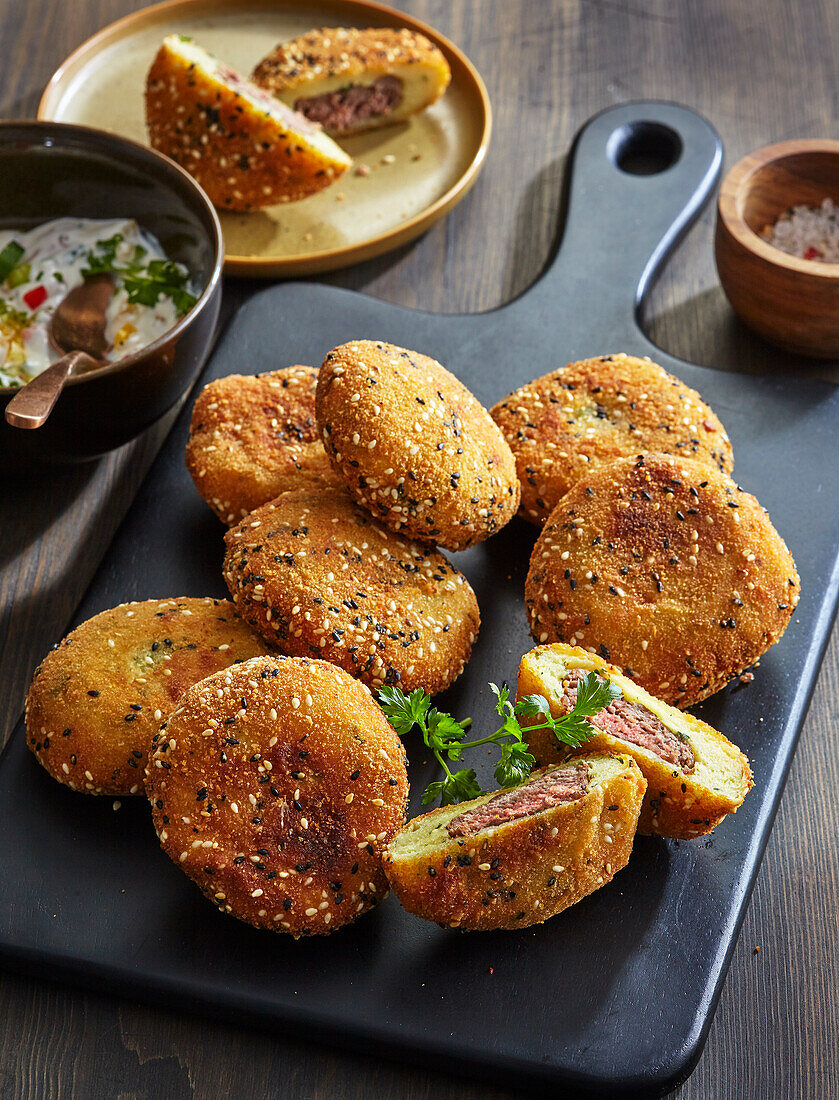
(1, 0), (837, 1096)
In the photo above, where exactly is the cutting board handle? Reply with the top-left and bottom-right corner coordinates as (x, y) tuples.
(525, 101), (723, 349)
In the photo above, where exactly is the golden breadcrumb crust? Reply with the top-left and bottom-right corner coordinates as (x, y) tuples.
(145, 37), (350, 210)
(316, 341), (520, 550)
(145, 656), (409, 936)
(223, 486), (480, 694)
(524, 453), (800, 707)
(516, 644), (753, 839)
(490, 354), (734, 527)
(186, 367), (342, 525)
(26, 598), (269, 797)
(383, 755), (645, 931)
(251, 27), (450, 133)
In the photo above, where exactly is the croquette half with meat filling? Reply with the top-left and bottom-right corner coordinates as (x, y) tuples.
(146, 35), (351, 210)
(251, 26), (451, 135)
(384, 752), (645, 931)
(517, 644), (753, 838)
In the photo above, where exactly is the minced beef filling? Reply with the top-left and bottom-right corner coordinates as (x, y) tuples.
(295, 76), (404, 131)
(562, 669), (695, 772)
(446, 762), (590, 838)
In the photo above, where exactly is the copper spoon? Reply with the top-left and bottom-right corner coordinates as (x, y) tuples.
(4, 274), (114, 429)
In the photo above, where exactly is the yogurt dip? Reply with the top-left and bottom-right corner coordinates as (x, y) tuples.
(0, 217), (196, 388)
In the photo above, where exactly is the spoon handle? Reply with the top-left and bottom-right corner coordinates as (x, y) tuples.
(4, 350), (99, 429)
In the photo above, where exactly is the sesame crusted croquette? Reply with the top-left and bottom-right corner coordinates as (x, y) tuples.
(251, 26), (451, 136)
(186, 366), (343, 525)
(316, 341), (520, 551)
(26, 598), (270, 797)
(222, 486), (480, 694)
(517, 644), (753, 838)
(383, 752), (645, 930)
(145, 35), (351, 211)
(524, 454), (800, 707)
(490, 354), (734, 527)
(145, 655), (409, 935)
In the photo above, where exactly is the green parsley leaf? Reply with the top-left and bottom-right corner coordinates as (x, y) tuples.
(489, 681), (512, 717)
(548, 671), (622, 748)
(427, 708), (468, 742)
(81, 238), (196, 316)
(494, 740), (536, 789)
(424, 768), (481, 807)
(377, 685), (429, 736)
(377, 670), (618, 808)
(573, 670), (622, 716)
(514, 693), (550, 719)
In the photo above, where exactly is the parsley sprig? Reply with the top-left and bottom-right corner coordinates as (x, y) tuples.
(82, 234), (197, 315)
(378, 671), (621, 807)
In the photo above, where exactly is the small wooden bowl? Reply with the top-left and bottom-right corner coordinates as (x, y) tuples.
(715, 139), (839, 357)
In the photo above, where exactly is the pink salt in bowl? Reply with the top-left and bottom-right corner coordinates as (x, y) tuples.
(715, 138), (839, 358)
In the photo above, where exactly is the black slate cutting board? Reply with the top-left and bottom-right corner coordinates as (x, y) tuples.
(3, 103), (839, 1097)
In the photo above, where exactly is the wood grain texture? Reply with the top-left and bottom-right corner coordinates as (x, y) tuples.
(0, 0), (837, 1096)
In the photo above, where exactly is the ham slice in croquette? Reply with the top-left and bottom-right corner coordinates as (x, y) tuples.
(223, 486), (480, 694)
(383, 753), (645, 931)
(517, 644), (753, 838)
(490, 354), (734, 527)
(316, 341), (520, 551)
(186, 366), (342, 525)
(251, 26), (451, 136)
(145, 35), (351, 211)
(525, 454), (800, 708)
(25, 598), (269, 797)
(145, 655), (409, 936)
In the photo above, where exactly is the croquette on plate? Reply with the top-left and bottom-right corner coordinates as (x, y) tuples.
(251, 26), (451, 135)
(146, 35), (351, 210)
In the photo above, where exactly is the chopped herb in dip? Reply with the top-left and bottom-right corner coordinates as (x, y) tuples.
(0, 218), (197, 388)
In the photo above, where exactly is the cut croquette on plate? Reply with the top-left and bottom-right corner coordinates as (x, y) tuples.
(490, 354), (734, 527)
(383, 753), (646, 931)
(185, 366), (342, 525)
(517, 643), (753, 838)
(251, 26), (451, 136)
(145, 35), (351, 211)
(222, 485), (480, 695)
(524, 453), (800, 707)
(145, 655), (409, 935)
(25, 598), (269, 797)
(316, 340), (520, 551)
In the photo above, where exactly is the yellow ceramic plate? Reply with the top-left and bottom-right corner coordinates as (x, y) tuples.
(39, 0), (491, 276)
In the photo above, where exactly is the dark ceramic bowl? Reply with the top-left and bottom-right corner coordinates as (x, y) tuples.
(0, 121), (223, 463)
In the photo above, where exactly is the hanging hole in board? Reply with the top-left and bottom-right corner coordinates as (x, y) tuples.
(607, 122), (682, 176)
